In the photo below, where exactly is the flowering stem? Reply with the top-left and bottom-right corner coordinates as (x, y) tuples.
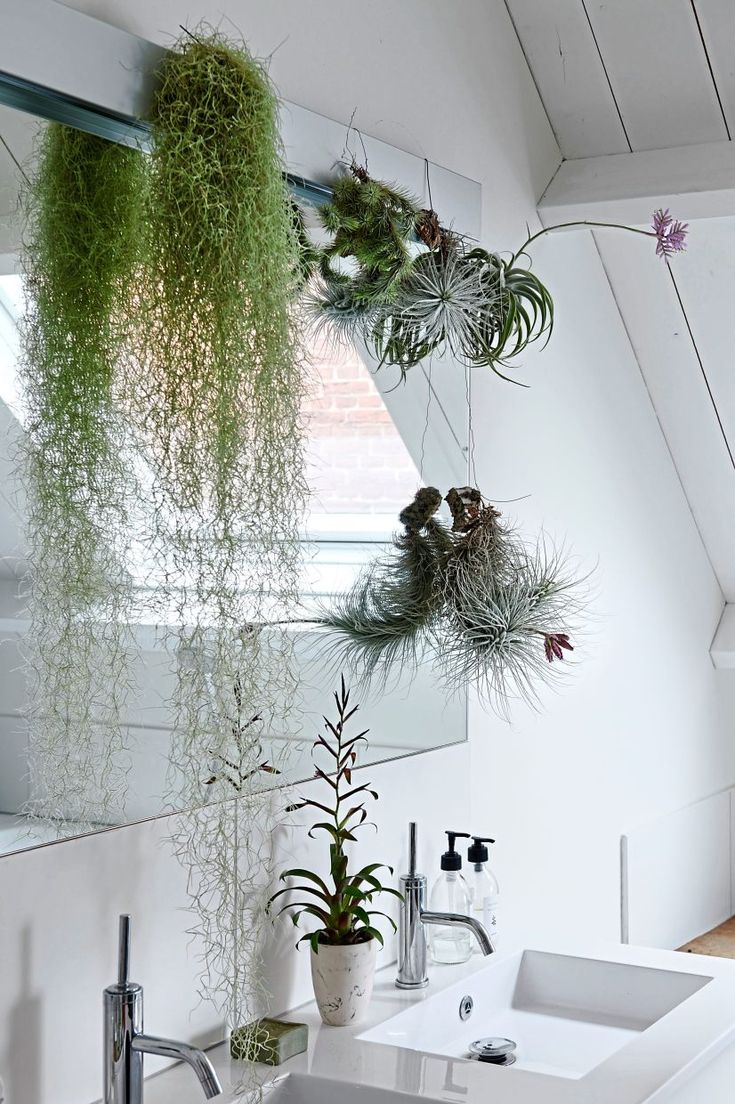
(512, 221), (656, 265)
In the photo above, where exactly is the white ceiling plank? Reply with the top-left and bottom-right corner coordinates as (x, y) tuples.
(504, 0), (629, 158)
(692, 0), (735, 137)
(539, 140), (735, 226)
(585, 0), (728, 149)
(594, 231), (735, 598)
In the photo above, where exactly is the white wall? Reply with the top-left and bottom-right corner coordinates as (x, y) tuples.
(1, 1), (733, 1101)
(468, 229), (735, 949)
(0, 742), (470, 1104)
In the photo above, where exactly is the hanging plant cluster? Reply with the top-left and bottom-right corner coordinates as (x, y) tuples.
(315, 486), (587, 715)
(304, 161), (688, 380)
(21, 27), (307, 1053)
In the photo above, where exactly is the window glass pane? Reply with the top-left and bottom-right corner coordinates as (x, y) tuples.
(0, 274), (24, 420)
(303, 336), (419, 539)
(301, 336), (420, 601)
(0, 275), (420, 601)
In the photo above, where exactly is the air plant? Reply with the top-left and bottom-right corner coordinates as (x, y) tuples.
(512, 209), (689, 264)
(371, 242), (554, 380)
(306, 161), (687, 378)
(439, 488), (584, 711)
(319, 487), (451, 679)
(316, 487), (587, 715)
(269, 677), (401, 952)
(306, 163), (422, 349)
(319, 162), (420, 305)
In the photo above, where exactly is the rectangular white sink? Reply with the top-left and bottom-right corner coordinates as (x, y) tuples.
(361, 949), (711, 1080)
(140, 943), (735, 1104)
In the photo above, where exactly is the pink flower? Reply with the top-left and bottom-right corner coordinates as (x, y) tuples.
(543, 632), (574, 663)
(652, 209), (688, 259)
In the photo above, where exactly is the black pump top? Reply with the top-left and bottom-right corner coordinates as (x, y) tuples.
(441, 830), (470, 871)
(468, 835), (496, 865)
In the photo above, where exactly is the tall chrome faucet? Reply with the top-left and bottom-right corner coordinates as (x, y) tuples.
(396, 823), (494, 989)
(104, 915), (222, 1103)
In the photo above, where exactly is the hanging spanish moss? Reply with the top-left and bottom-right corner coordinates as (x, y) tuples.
(318, 486), (587, 716)
(20, 123), (143, 831)
(127, 28), (308, 1048)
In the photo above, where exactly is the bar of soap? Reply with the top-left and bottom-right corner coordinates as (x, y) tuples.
(230, 1018), (308, 1066)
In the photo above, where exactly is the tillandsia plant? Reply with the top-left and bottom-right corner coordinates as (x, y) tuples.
(124, 26), (309, 1045)
(20, 123), (144, 829)
(306, 160), (688, 379)
(371, 242), (555, 382)
(318, 487), (452, 681)
(269, 677), (401, 952)
(316, 488), (587, 717)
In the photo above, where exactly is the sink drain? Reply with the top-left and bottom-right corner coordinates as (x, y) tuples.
(468, 1037), (517, 1066)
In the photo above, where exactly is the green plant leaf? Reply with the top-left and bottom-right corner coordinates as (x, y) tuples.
(308, 822), (358, 844)
(277, 868), (331, 894)
(268, 885), (331, 909)
(274, 902), (332, 927)
(363, 927), (385, 947)
(340, 885), (371, 902)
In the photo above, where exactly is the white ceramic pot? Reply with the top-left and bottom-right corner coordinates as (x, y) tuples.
(310, 936), (377, 1026)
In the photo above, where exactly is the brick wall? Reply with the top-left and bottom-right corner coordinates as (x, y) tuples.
(303, 337), (418, 514)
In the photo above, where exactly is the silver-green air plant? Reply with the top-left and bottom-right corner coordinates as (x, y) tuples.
(317, 486), (586, 716)
(319, 487), (452, 680)
(20, 123), (143, 831)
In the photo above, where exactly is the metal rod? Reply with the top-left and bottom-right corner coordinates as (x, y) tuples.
(0, 71), (335, 208)
(117, 914), (131, 987)
(408, 822), (417, 877)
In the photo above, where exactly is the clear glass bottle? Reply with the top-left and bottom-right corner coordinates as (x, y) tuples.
(467, 836), (500, 949)
(429, 831), (472, 964)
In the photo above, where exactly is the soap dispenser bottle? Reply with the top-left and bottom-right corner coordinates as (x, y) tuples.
(467, 835), (500, 948)
(429, 831), (472, 964)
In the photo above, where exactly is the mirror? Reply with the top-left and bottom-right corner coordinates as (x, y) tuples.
(0, 101), (468, 858)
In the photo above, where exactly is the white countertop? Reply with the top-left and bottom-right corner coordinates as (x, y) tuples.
(142, 942), (735, 1104)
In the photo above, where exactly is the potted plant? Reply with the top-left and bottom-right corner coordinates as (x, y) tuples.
(269, 678), (401, 1026)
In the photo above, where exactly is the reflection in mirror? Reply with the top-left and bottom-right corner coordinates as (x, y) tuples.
(0, 105), (466, 857)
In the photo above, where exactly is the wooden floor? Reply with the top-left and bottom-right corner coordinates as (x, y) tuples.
(679, 917), (735, 958)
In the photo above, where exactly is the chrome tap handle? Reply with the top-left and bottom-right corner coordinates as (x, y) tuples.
(104, 914), (222, 1102)
(395, 821), (494, 989)
(118, 914), (131, 988)
(396, 823), (430, 989)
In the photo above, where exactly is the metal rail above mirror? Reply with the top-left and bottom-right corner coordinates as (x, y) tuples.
(0, 0), (480, 857)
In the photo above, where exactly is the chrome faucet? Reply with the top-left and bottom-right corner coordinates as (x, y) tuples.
(396, 823), (494, 989)
(104, 915), (222, 1103)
